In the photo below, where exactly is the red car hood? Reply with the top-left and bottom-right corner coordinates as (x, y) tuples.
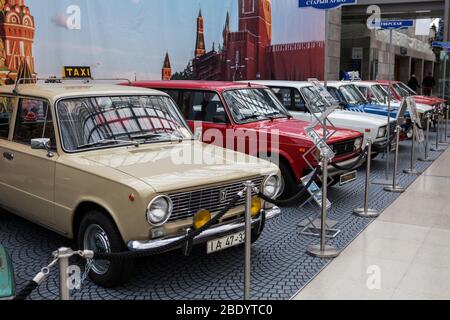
(238, 118), (362, 144)
(414, 96), (446, 105)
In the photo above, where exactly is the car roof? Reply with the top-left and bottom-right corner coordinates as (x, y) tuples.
(130, 80), (267, 91)
(0, 83), (165, 101)
(244, 80), (311, 88)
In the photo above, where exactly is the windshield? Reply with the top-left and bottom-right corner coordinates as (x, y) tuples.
(381, 85), (402, 100)
(326, 87), (346, 104)
(223, 88), (290, 123)
(395, 82), (416, 96)
(371, 85), (389, 102)
(57, 95), (192, 152)
(340, 85), (366, 104)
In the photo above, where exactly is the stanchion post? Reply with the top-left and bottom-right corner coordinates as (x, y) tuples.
(432, 112), (444, 151)
(57, 247), (72, 301)
(419, 114), (433, 162)
(445, 107), (449, 142)
(307, 157), (341, 258)
(354, 135), (379, 218)
(403, 123), (420, 175)
(243, 181), (253, 301)
(384, 126), (405, 193)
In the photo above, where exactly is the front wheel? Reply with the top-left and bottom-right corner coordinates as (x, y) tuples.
(77, 210), (135, 288)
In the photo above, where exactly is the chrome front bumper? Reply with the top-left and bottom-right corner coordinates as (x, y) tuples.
(127, 206), (281, 251)
(327, 157), (364, 177)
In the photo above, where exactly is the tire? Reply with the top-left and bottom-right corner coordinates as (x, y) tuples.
(77, 210), (135, 288)
(278, 160), (300, 200)
(251, 228), (262, 243)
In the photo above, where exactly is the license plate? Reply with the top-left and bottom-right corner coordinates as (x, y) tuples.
(340, 170), (357, 186)
(207, 231), (246, 254)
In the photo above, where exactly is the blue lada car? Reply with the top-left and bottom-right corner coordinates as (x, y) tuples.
(326, 82), (409, 119)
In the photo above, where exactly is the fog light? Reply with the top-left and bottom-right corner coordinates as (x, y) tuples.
(194, 210), (212, 230)
(251, 197), (262, 217)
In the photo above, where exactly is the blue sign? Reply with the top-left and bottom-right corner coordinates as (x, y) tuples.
(379, 20), (414, 30)
(432, 42), (450, 50)
(299, 0), (357, 10)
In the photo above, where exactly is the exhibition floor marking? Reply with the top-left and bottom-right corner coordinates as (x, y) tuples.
(0, 132), (447, 300)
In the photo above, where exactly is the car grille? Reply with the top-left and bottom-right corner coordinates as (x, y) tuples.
(168, 177), (265, 222)
(332, 139), (356, 156)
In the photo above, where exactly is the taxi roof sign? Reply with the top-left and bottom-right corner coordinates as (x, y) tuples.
(62, 66), (92, 79)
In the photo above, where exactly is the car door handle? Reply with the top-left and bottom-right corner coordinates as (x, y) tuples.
(3, 152), (14, 161)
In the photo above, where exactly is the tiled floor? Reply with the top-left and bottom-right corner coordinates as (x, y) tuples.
(294, 148), (450, 300)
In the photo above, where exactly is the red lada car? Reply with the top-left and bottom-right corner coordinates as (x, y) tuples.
(376, 80), (447, 107)
(129, 81), (364, 198)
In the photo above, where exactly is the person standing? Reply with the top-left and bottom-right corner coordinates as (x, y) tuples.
(408, 74), (421, 93)
(422, 72), (436, 96)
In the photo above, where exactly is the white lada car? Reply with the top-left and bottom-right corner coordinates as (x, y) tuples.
(248, 80), (395, 157)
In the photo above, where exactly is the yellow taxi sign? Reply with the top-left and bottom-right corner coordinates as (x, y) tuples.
(62, 66), (92, 79)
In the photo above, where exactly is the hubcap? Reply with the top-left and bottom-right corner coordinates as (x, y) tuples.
(83, 224), (111, 275)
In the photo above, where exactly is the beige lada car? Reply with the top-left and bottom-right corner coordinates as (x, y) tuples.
(0, 83), (281, 287)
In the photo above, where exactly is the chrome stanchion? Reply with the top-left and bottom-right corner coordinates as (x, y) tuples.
(384, 126), (405, 193)
(439, 109), (449, 145)
(243, 181), (254, 301)
(403, 123), (420, 175)
(307, 157), (341, 258)
(354, 137), (379, 218)
(432, 112), (445, 151)
(445, 107), (449, 142)
(56, 247), (72, 301)
(419, 114), (433, 162)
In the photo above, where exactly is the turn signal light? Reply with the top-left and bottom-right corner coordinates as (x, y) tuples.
(194, 210), (212, 230)
(251, 197), (262, 217)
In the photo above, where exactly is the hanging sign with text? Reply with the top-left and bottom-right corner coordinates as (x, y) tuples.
(299, 0), (357, 10)
(378, 20), (414, 30)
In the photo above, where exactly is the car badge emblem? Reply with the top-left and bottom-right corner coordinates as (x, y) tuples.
(219, 190), (227, 203)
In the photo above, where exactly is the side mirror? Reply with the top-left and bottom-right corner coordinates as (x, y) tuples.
(31, 138), (50, 150)
(0, 245), (15, 300)
(31, 138), (54, 158)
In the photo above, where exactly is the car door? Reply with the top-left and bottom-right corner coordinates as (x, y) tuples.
(270, 86), (312, 122)
(0, 95), (17, 211)
(0, 97), (57, 225)
(178, 90), (231, 148)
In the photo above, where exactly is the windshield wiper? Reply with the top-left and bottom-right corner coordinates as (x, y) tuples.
(240, 114), (267, 122)
(77, 139), (140, 150)
(132, 131), (185, 143)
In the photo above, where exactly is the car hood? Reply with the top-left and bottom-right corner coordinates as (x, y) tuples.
(79, 141), (278, 193)
(330, 110), (389, 127)
(239, 118), (362, 144)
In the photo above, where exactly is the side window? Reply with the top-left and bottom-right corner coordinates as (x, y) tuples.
(0, 96), (14, 139)
(181, 91), (228, 124)
(271, 87), (307, 112)
(14, 98), (56, 149)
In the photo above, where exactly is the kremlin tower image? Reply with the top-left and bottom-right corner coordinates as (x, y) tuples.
(0, 0), (36, 84)
(185, 0), (324, 81)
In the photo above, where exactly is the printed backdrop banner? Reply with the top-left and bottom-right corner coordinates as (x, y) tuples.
(0, 0), (325, 83)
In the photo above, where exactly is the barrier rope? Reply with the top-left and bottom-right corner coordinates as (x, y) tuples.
(93, 193), (243, 261)
(258, 167), (321, 207)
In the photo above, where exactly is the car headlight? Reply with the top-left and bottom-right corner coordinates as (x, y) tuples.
(377, 126), (387, 138)
(262, 175), (282, 199)
(146, 195), (173, 226)
(354, 137), (363, 150)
